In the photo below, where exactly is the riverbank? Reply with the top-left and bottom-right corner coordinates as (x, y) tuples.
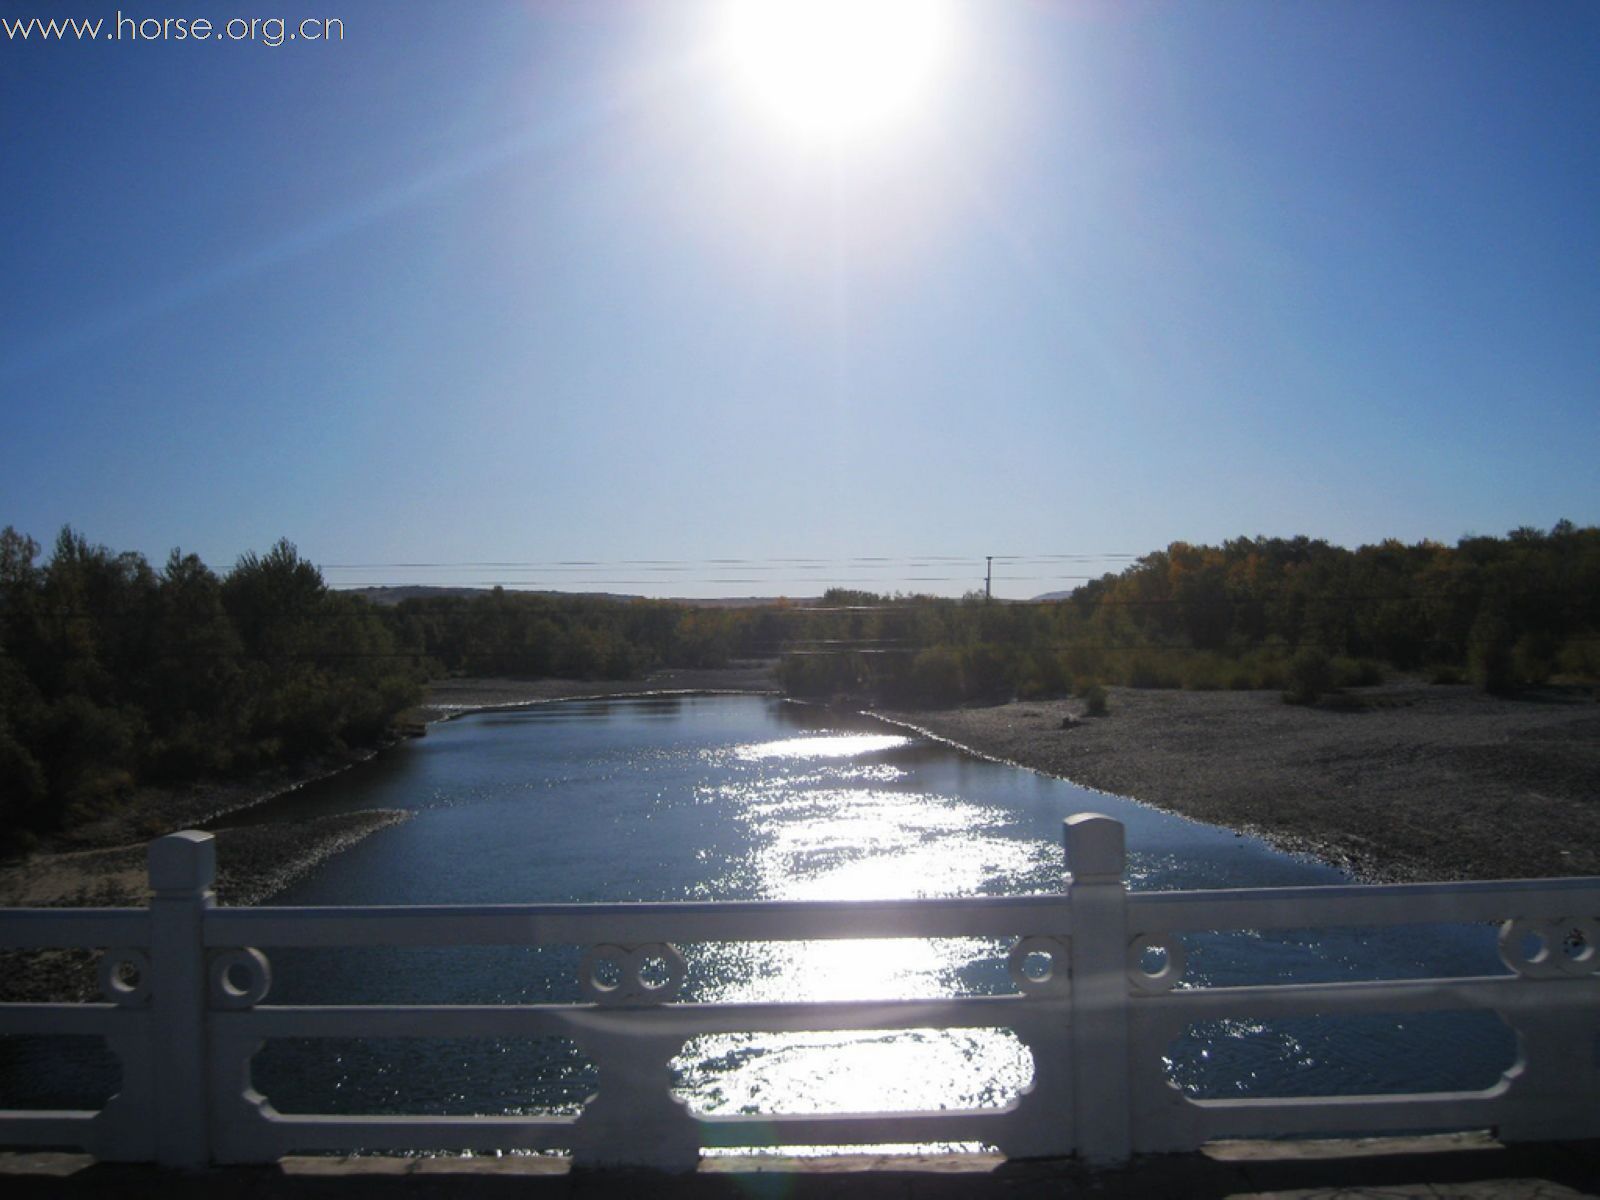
(1, 664), (779, 906)
(0, 745), (409, 912)
(879, 681), (1600, 883)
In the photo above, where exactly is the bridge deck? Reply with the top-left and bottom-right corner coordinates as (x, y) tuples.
(3, 1134), (1598, 1198)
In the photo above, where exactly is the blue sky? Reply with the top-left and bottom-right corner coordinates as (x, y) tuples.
(2, 1), (1596, 598)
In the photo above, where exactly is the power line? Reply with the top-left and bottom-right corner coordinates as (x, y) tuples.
(14, 584), (1597, 623)
(320, 554), (1140, 569)
(11, 632), (1599, 664)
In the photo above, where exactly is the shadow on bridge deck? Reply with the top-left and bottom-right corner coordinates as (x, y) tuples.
(3, 1134), (1598, 1198)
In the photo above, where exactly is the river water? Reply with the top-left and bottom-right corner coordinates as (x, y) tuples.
(11, 694), (1516, 1135)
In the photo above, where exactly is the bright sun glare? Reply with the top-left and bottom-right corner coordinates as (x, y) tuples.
(719, 0), (955, 146)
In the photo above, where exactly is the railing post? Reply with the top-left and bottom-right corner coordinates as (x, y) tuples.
(1064, 813), (1131, 1165)
(147, 830), (216, 1168)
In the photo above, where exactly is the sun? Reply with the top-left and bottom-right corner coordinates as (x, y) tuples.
(718, 0), (956, 147)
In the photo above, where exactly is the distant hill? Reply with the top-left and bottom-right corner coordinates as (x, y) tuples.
(664, 596), (813, 608)
(1031, 590), (1076, 602)
(340, 586), (816, 609)
(342, 586), (492, 605)
(342, 585), (644, 605)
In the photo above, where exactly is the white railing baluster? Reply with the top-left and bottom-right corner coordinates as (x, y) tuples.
(1063, 813), (1131, 1164)
(146, 831), (215, 1168)
(572, 1026), (698, 1170)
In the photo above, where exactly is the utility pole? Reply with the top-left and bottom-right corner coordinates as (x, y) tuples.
(985, 556), (993, 602)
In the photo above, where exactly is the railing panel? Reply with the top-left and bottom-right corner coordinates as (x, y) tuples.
(216, 995), (1034, 1041)
(204, 894), (1074, 947)
(1192, 1090), (1511, 1140)
(699, 1109), (1017, 1147)
(1127, 879), (1600, 933)
(0, 910), (150, 948)
(1134, 975), (1600, 1020)
(216, 1004), (581, 1040)
(249, 1112), (580, 1154)
(0, 1111), (101, 1146)
(0, 1004), (143, 1037)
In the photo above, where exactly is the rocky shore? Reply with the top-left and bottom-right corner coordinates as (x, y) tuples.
(880, 681), (1600, 884)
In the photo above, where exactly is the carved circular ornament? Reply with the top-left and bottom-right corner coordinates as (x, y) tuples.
(1498, 917), (1600, 979)
(209, 947), (272, 1008)
(1126, 933), (1186, 993)
(579, 942), (686, 1005)
(98, 947), (153, 1007)
(1563, 918), (1600, 974)
(1006, 935), (1069, 995)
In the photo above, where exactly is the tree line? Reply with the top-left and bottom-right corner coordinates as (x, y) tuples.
(0, 527), (780, 846)
(0, 529), (428, 845)
(4, 521), (1596, 845)
(383, 589), (783, 680)
(775, 523), (1600, 705)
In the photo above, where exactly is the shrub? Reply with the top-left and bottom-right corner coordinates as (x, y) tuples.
(1017, 649), (1072, 699)
(963, 643), (1016, 702)
(1256, 660), (1289, 690)
(1224, 666), (1256, 690)
(1427, 663), (1465, 685)
(1063, 642), (1105, 683)
(1180, 653), (1232, 691)
(1330, 656), (1384, 688)
(1015, 667), (1051, 701)
(1239, 648), (1289, 690)
(1079, 682), (1109, 717)
(0, 722), (48, 837)
(1557, 634), (1600, 681)
(1124, 652), (1180, 689)
(1512, 632), (1558, 686)
(64, 767), (134, 823)
(776, 652), (861, 699)
(1283, 647), (1334, 705)
(907, 646), (965, 707)
(1468, 609), (1514, 694)
(146, 718), (227, 781)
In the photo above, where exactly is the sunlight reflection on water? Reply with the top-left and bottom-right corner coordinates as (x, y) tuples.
(672, 730), (1043, 1140)
(729, 733), (913, 761)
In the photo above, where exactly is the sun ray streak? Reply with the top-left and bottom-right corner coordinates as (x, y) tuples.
(0, 57), (702, 382)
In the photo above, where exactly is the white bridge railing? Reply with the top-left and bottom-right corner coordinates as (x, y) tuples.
(2, 814), (1598, 1170)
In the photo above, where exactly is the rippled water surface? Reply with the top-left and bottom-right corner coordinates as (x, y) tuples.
(8, 695), (1515, 1131)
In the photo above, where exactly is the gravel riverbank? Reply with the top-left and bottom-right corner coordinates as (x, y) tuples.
(880, 682), (1600, 883)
